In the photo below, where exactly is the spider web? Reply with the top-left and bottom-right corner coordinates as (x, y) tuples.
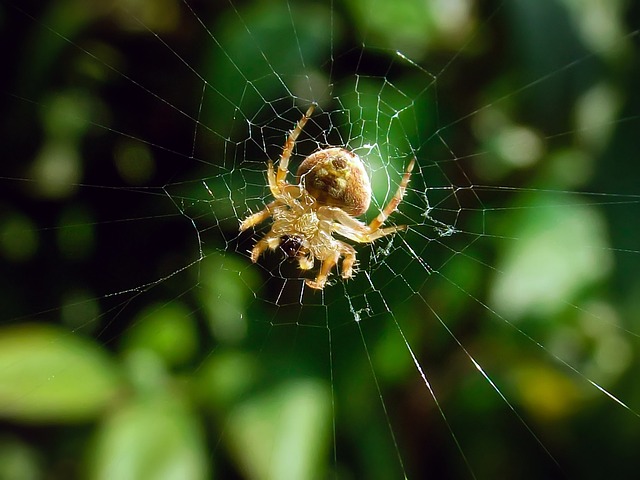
(2, 0), (640, 478)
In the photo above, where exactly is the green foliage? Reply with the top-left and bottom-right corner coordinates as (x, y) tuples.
(0, 324), (121, 423)
(122, 302), (200, 367)
(223, 379), (332, 480)
(88, 394), (209, 480)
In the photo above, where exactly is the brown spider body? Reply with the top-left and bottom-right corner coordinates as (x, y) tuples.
(239, 104), (414, 290)
(297, 147), (371, 216)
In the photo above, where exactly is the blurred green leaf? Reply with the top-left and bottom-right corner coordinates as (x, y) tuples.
(88, 395), (209, 480)
(195, 349), (259, 411)
(489, 193), (612, 320)
(225, 379), (332, 480)
(508, 360), (582, 420)
(198, 252), (259, 344)
(0, 436), (41, 480)
(122, 302), (199, 368)
(57, 206), (95, 261)
(202, 1), (332, 136)
(0, 324), (122, 423)
(346, 0), (436, 54)
(0, 213), (38, 262)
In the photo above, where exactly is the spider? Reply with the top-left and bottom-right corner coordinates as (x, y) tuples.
(239, 104), (415, 290)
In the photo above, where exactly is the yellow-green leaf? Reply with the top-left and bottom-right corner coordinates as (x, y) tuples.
(0, 324), (122, 423)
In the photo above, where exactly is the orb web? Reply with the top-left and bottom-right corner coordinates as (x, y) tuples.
(2, 0), (640, 478)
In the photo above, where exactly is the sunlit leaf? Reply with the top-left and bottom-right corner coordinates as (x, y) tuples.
(0, 324), (121, 423)
(489, 193), (612, 320)
(122, 302), (199, 367)
(89, 395), (210, 480)
(225, 379), (332, 480)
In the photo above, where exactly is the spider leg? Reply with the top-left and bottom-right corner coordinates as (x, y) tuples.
(368, 158), (415, 231)
(305, 250), (339, 290)
(245, 159), (302, 233)
(267, 159), (278, 195)
(325, 207), (407, 243)
(298, 254), (314, 270)
(239, 200), (280, 232)
(305, 241), (357, 290)
(277, 104), (316, 185)
(250, 233), (280, 263)
(338, 241), (358, 280)
(334, 219), (407, 243)
(266, 160), (303, 200)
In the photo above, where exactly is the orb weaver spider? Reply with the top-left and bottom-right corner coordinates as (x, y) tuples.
(240, 104), (415, 290)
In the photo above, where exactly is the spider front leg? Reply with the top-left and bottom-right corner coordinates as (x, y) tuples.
(277, 104), (316, 185)
(249, 233), (280, 263)
(239, 200), (279, 232)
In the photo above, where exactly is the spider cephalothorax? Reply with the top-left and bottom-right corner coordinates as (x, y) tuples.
(239, 104), (414, 290)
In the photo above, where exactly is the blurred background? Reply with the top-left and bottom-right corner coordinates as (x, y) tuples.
(1, 0), (640, 478)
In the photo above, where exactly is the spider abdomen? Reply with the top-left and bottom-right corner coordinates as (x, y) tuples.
(296, 147), (371, 216)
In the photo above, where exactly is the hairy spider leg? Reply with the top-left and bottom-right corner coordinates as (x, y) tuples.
(368, 158), (415, 231)
(277, 104), (316, 185)
(239, 156), (303, 232)
(338, 241), (358, 279)
(239, 199), (279, 232)
(305, 240), (356, 290)
(330, 209), (408, 243)
(239, 160), (284, 232)
(249, 231), (281, 262)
